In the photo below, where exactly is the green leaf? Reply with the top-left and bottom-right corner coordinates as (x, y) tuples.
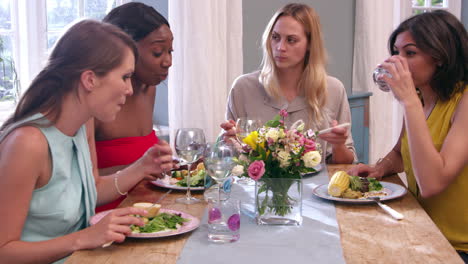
(349, 176), (362, 191)
(368, 178), (383, 191)
(265, 115), (281, 127)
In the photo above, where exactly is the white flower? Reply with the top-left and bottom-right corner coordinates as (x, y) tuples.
(302, 151), (321, 168)
(279, 129), (285, 138)
(238, 154), (249, 163)
(306, 129), (315, 138)
(290, 120), (305, 131)
(277, 150), (291, 168)
(265, 128), (280, 142)
(231, 165), (244, 176)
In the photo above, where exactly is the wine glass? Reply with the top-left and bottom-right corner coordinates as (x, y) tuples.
(174, 128), (206, 204)
(235, 117), (261, 185)
(204, 141), (237, 202)
(235, 117), (262, 144)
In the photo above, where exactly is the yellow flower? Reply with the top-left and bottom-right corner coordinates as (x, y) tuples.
(243, 131), (259, 150)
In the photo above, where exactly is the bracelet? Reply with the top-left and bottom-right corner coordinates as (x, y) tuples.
(114, 171), (128, 196)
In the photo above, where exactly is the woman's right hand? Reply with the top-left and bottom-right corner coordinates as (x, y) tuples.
(347, 163), (384, 180)
(220, 120), (236, 142)
(78, 207), (147, 250)
(137, 140), (174, 180)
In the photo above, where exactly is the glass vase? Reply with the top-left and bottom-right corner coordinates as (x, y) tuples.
(255, 178), (302, 226)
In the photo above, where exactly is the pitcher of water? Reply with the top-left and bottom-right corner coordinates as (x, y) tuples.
(372, 67), (392, 92)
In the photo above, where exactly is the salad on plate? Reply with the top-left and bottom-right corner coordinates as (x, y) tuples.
(160, 163), (206, 188)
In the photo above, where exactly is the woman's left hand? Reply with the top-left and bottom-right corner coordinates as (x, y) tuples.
(379, 55), (420, 106)
(318, 120), (349, 147)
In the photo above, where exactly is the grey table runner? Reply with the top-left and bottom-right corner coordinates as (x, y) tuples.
(178, 165), (345, 264)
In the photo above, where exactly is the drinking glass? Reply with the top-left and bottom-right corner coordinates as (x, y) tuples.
(235, 117), (262, 144)
(372, 67), (392, 92)
(204, 141), (236, 202)
(174, 128), (206, 204)
(207, 199), (241, 243)
(235, 118), (261, 185)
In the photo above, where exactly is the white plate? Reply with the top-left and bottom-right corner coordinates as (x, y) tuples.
(90, 208), (200, 238)
(312, 182), (407, 204)
(302, 164), (323, 176)
(150, 179), (205, 191)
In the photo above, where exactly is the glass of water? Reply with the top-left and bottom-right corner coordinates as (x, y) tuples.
(207, 199), (241, 243)
(372, 67), (392, 92)
(174, 128), (206, 204)
(204, 141), (236, 202)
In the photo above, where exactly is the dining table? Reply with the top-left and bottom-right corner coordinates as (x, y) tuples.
(65, 164), (464, 264)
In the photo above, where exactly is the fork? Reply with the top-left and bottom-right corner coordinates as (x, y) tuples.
(370, 197), (404, 220)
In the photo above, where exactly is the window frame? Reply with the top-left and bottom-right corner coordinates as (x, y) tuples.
(0, 0), (130, 124)
(15, 0), (131, 93)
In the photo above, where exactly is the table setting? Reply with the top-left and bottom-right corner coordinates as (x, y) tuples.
(66, 113), (464, 264)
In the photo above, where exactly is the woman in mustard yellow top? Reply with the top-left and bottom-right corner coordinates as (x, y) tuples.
(349, 10), (468, 262)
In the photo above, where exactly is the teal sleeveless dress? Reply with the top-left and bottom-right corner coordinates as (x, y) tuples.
(1, 113), (97, 263)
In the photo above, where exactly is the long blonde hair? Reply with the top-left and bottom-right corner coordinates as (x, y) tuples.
(259, 3), (328, 126)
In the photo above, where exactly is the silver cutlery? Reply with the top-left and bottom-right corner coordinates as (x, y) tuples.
(316, 122), (350, 135)
(370, 196), (404, 220)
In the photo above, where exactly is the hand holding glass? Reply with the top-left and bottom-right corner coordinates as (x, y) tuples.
(372, 67), (392, 92)
(174, 128), (206, 204)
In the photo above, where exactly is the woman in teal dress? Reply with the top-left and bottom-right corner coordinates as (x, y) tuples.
(0, 20), (173, 263)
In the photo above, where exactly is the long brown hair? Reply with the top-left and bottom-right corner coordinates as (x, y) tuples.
(259, 3), (328, 128)
(1, 19), (138, 130)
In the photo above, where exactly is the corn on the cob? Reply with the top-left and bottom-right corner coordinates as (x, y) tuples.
(328, 171), (350, 197)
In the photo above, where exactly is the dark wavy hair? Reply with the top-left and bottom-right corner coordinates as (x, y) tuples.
(1, 19), (138, 130)
(388, 10), (468, 101)
(103, 2), (169, 42)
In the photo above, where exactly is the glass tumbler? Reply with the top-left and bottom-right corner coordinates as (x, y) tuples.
(207, 199), (241, 243)
(372, 67), (392, 92)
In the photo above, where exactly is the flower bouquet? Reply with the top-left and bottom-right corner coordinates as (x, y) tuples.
(232, 110), (321, 225)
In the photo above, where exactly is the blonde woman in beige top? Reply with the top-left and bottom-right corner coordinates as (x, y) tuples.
(221, 3), (356, 163)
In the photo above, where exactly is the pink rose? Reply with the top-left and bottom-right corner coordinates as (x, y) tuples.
(279, 109), (289, 117)
(248, 160), (265, 181)
(304, 138), (316, 152)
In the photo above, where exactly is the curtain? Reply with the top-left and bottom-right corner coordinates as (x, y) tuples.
(168, 0), (243, 143)
(352, 0), (400, 163)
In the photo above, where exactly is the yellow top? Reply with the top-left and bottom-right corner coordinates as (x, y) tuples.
(401, 87), (468, 252)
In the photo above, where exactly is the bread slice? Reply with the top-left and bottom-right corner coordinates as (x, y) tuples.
(133, 202), (161, 218)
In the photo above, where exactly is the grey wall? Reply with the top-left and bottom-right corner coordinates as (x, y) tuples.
(462, 0), (468, 28)
(242, 0), (355, 94)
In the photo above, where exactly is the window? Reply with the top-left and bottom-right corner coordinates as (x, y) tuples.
(0, 0), (19, 103)
(0, 0), (128, 124)
(46, 0), (122, 49)
(411, 0), (461, 17)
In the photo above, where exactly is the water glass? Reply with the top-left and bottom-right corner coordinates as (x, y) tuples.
(372, 67), (392, 92)
(204, 176), (232, 202)
(207, 199), (241, 243)
(174, 128), (206, 204)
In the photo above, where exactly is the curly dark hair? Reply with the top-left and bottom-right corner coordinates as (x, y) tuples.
(388, 10), (467, 101)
